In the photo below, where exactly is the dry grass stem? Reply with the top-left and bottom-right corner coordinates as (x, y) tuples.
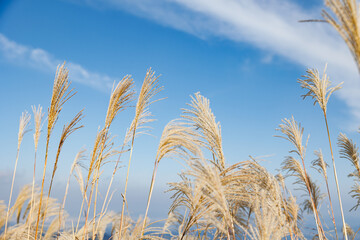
(4, 111), (31, 240)
(312, 150), (338, 240)
(119, 68), (162, 238)
(35, 62), (75, 240)
(299, 66), (347, 240)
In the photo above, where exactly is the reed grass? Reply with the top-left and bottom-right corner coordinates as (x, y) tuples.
(3, 0), (360, 239)
(1, 65), (357, 240)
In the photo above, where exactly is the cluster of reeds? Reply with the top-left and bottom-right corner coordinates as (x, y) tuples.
(2, 0), (360, 239)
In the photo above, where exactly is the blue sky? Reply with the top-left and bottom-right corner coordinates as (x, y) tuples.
(1, 0), (360, 228)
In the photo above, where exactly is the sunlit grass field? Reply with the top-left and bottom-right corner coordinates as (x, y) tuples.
(2, 0), (360, 239)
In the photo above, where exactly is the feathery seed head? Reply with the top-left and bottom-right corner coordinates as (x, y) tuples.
(31, 105), (44, 151)
(18, 111), (31, 149)
(48, 62), (75, 137)
(323, 0), (360, 71)
(338, 133), (360, 178)
(312, 150), (328, 179)
(105, 75), (134, 129)
(156, 120), (202, 164)
(182, 92), (225, 169)
(128, 68), (163, 142)
(277, 116), (306, 158)
(298, 67), (342, 113)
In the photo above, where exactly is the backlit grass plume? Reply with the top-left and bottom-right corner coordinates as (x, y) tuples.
(141, 120), (201, 236)
(182, 92), (225, 170)
(104, 76), (134, 129)
(338, 133), (360, 179)
(338, 133), (360, 211)
(39, 110), (84, 237)
(323, 0), (360, 71)
(187, 159), (237, 239)
(298, 67), (342, 114)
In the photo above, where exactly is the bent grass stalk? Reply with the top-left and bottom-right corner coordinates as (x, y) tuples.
(39, 110), (83, 238)
(141, 120), (202, 237)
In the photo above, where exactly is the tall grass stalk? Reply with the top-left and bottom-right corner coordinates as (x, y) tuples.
(34, 62), (74, 240)
(299, 67), (347, 240)
(27, 105), (44, 240)
(278, 117), (325, 239)
(3, 111), (31, 240)
(118, 68), (162, 238)
(80, 76), (134, 240)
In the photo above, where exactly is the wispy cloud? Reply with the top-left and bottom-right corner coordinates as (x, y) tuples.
(81, 0), (360, 127)
(0, 33), (115, 92)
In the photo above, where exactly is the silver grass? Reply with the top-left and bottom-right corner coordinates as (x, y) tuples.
(338, 133), (360, 211)
(119, 68), (162, 238)
(182, 92), (225, 169)
(36, 62), (74, 240)
(142, 120), (202, 236)
(322, 0), (360, 71)
(298, 67), (342, 114)
(277, 117), (325, 239)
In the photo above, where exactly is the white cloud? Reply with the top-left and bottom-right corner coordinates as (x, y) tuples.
(80, 0), (360, 126)
(0, 33), (115, 92)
